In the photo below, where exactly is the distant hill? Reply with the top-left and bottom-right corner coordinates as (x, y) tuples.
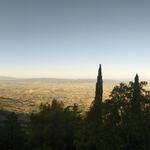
(0, 76), (121, 84)
(0, 76), (16, 81)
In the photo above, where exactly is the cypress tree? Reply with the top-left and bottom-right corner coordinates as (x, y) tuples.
(88, 64), (103, 123)
(132, 74), (141, 113)
(95, 64), (103, 104)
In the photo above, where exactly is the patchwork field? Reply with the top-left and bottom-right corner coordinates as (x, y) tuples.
(0, 78), (149, 114)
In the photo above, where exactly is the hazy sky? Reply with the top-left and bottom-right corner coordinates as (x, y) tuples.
(0, 0), (150, 79)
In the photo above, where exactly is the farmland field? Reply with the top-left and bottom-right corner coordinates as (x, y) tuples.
(0, 78), (149, 114)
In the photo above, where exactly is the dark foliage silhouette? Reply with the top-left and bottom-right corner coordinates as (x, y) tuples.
(0, 112), (25, 150)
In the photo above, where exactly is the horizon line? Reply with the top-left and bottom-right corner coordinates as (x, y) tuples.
(0, 75), (150, 81)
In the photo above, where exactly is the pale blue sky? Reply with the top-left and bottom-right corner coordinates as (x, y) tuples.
(0, 0), (150, 79)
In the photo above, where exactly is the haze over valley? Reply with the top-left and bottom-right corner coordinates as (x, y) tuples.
(0, 77), (120, 114)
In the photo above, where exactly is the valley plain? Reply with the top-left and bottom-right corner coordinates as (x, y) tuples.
(0, 78), (149, 114)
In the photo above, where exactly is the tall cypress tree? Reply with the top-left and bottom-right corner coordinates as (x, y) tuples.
(95, 64), (103, 104)
(88, 64), (103, 123)
(132, 74), (141, 113)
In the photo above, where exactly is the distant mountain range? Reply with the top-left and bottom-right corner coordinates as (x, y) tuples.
(0, 76), (122, 83)
(0, 76), (147, 83)
(0, 76), (16, 80)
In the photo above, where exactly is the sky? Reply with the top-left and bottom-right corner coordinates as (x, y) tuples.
(0, 0), (150, 79)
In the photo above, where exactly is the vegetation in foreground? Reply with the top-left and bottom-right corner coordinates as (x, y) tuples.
(0, 66), (150, 150)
